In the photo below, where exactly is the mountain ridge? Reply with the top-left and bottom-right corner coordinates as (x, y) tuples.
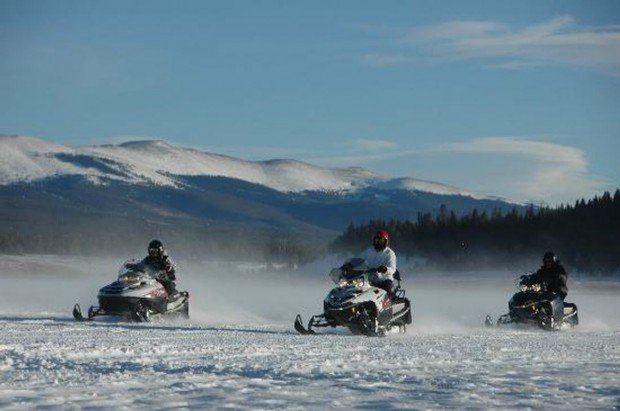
(0, 134), (490, 200)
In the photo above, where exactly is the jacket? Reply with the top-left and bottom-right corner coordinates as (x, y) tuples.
(523, 262), (567, 298)
(357, 246), (397, 282)
(142, 254), (176, 281)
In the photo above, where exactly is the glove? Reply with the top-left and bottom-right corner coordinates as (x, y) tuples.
(377, 265), (388, 274)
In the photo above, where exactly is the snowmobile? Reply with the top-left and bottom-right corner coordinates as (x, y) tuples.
(485, 277), (578, 330)
(294, 258), (412, 336)
(73, 259), (189, 322)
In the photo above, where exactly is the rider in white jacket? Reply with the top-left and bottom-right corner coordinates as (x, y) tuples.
(345, 230), (397, 294)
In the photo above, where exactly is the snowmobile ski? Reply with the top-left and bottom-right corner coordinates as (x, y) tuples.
(73, 304), (91, 322)
(294, 314), (316, 335)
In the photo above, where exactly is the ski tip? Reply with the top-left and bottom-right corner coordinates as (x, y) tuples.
(294, 314), (315, 335)
(294, 314), (306, 334)
(72, 303), (84, 321)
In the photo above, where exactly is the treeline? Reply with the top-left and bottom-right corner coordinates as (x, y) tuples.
(331, 190), (620, 274)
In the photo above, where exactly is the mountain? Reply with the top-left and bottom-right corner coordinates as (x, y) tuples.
(0, 135), (481, 196)
(0, 135), (520, 259)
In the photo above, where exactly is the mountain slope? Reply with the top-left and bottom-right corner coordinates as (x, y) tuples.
(0, 135), (482, 197)
(0, 135), (519, 258)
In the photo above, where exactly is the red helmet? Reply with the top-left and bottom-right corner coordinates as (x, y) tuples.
(373, 230), (389, 248)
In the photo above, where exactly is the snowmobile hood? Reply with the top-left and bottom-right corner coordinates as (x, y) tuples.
(326, 286), (361, 303)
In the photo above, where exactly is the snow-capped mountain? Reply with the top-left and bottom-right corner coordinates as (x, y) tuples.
(0, 134), (519, 257)
(0, 135), (478, 197)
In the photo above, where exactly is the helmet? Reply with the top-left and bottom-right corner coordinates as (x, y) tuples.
(148, 239), (164, 258)
(543, 251), (556, 264)
(372, 230), (389, 251)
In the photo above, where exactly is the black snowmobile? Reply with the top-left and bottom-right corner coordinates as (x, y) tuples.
(295, 258), (413, 336)
(486, 277), (578, 330)
(73, 259), (189, 322)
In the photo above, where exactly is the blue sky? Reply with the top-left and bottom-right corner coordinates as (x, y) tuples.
(1, 0), (619, 204)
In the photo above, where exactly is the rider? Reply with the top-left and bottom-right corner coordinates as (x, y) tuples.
(142, 239), (178, 297)
(520, 251), (568, 327)
(343, 230), (397, 296)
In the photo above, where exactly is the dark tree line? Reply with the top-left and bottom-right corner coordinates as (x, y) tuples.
(331, 190), (620, 275)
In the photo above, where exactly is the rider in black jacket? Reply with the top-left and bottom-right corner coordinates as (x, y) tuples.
(142, 239), (177, 297)
(520, 251), (568, 326)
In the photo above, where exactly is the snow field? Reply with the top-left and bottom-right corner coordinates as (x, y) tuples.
(0, 255), (618, 409)
(1, 318), (618, 409)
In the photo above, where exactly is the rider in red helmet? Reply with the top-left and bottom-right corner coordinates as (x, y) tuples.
(342, 230), (397, 295)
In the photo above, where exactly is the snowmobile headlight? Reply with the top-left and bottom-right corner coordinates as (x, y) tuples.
(338, 278), (348, 287)
(351, 278), (365, 288)
(119, 274), (141, 284)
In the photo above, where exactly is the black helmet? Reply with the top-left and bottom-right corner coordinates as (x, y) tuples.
(543, 251), (556, 264)
(148, 239), (164, 258)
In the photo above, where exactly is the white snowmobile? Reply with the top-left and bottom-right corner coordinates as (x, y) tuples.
(294, 258), (412, 336)
(485, 276), (578, 330)
(73, 259), (189, 322)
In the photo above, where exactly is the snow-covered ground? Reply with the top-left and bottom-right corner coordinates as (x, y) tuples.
(1, 255), (619, 409)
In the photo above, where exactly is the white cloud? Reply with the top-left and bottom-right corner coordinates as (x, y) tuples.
(438, 137), (609, 204)
(369, 15), (620, 75)
(312, 136), (609, 204)
(408, 21), (510, 40)
(361, 53), (413, 67)
(351, 138), (398, 150)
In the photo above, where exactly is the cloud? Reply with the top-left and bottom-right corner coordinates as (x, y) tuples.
(313, 136), (609, 204)
(361, 53), (413, 67)
(438, 137), (609, 204)
(309, 139), (412, 166)
(350, 138), (398, 150)
(365, 15), (620, 75)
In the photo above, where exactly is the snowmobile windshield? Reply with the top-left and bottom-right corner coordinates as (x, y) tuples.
(117, 259), (161, 282)
(516, 274), (542, 292)
(330, 258), (371, 287)
(342, 258), (372, 278)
